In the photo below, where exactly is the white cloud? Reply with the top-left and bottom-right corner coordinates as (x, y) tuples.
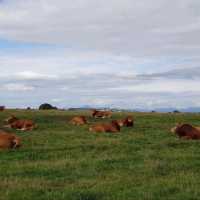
(1, 83), (35, 91)
(15, 71), (58, 80)
(110, 79), (200, 93)
(51, 98), (64, 103)
(0, 0), (199, 109)
(0, 0), (199, 57)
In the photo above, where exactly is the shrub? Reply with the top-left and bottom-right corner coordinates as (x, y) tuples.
(39, 103), (57, 110)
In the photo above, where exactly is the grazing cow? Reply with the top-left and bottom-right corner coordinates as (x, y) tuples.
(4, 115), (36, 131)
(89, 120), (120, 133)
(0, 106), (5, 111)
(0, 130), (21, 149)
(116, 116), (134, 127)
(69, 116), (87, 125)
(91, 109), (112, 118)
(171, 123), (200, 140)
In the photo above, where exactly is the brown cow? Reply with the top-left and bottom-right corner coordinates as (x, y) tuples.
(91, 109), (112, 118)
(0, 130), (21, 149)
(196, 127), (200, 132)
(69, 116), (87, 125)
(171, 123), (200, 140)
(123, 116), (134, 127)
(89, 120), (120, 133)
(116, 116), (134, 127)
(116, 119), (125, 127)
(4, 115), (36, 131)
(4, 115), (19, 124)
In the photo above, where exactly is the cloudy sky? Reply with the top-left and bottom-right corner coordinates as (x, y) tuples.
(0, 0), (200, 110)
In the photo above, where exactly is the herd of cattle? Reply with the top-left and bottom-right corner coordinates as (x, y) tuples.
(0, 108), (200, 150)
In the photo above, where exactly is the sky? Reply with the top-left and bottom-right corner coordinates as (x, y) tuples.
(0, 0), (200, 110)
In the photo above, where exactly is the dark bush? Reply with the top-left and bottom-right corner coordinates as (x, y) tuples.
(173, 110), (180, 113)
(39, 103), (57, 110)
(0, 106), (5, 111)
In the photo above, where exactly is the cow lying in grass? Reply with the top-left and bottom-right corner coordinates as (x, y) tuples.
(116, 116), (134, 127)
(69, 116), (87, 125)
(4, 115), (18, 124)
(91, 109), (112, 118)
(89, 120), (120, 133)
(4, 115), (36, 131)
(171, 123), (200, 140)
(0, 130), (21, 149)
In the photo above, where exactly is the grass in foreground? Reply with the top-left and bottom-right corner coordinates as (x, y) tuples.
(0, 110), (200, 200)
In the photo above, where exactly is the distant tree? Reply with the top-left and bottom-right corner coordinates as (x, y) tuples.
(39, 103), (57, 110)
(173, 110), (180, 113)
(0, 106), (5, 111)
(68, 108), (76, 111)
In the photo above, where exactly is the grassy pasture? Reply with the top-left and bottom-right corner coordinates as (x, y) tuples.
(0, 110), (200, 200)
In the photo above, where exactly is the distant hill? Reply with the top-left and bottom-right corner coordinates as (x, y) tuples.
(67, 106), (200, 113)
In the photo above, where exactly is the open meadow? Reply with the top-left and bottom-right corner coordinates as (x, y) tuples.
(0, 110), (200, 200)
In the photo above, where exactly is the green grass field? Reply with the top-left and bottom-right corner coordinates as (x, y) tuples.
(0, 110), (200, 200)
